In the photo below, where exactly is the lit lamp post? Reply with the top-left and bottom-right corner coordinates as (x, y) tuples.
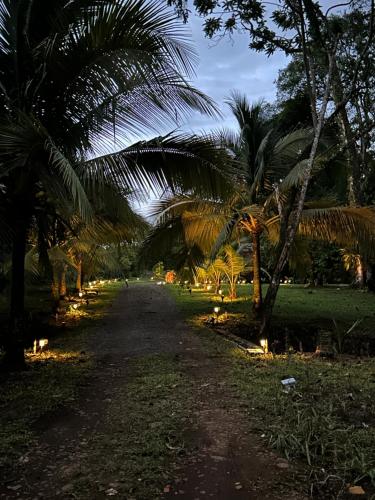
(260, 338), (269, 354)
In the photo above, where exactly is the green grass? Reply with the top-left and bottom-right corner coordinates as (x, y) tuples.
(72, 355), (194, 499)
(0, 282), (123, 475)
(170, 283), (375, 330)
(169, 284), (375, 497)
(228, 352), (375, 497)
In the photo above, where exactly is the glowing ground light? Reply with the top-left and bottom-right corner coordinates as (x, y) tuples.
(214, 306), (220, 314)
(73, 303), (79, 310)
(33, 338), (48, 354)
(207, 285), (212, 290)
(260, 338), (269, 353)
(79, 292), (83, 298)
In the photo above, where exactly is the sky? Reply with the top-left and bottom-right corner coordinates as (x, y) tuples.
(180, 13), (289, 134)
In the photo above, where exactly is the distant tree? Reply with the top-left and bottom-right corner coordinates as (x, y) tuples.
(152, 262), (165, 280)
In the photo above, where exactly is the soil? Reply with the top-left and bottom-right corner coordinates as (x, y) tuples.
(0, 284), (306, 499)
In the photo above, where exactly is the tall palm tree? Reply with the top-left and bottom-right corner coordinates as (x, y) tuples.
(214, 93), (313, 316)
(147, 97), (312, 315)
(0, 0), (232, 367)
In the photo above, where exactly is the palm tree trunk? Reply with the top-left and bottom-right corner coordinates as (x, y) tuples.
(230, 279), (237, 299)
(252, 231), (262, 317)
(59, 265), (67, 297)
(367, 263), (375, 292)
(4, 218), (28, 368)
(51, 265), (60, 302)
(76, 258), (82, 292)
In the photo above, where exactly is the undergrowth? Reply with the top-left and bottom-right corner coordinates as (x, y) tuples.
(228, 352), (375, 498)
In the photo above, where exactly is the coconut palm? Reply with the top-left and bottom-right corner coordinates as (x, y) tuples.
(213, 93), (314, 315)
(143, 96), (314, 315)
(0, 0), (233, 366)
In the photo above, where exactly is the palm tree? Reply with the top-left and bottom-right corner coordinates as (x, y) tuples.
(213, 93), (314, 315)
(217, 245), (245, 299)
(0, 0), (232, 367)
(143, 97), (313, 316)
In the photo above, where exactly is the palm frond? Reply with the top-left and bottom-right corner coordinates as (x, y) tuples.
(81, 133), (235, 201)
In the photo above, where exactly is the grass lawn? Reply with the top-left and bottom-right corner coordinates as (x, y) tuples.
(0, 281), (123, 475)
(171, 283), (375, 329)
(168, 284), (375, 497)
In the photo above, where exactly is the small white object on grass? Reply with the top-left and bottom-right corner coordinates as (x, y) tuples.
(281, 377), (296, 392)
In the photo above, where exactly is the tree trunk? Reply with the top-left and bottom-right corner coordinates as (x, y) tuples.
(252, 231), (262, 317)
(4, 218), (29, 368)
(260, 54), (334, 336)
(51, 265), (60, 302)
(367, 263), (375, 292)
(331, 60), (363, 206)
(59, 265), (67, 297)
(76, 258), (82, 292)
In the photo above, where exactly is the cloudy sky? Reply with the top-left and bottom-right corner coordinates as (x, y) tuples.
(181, 14), (289, 134)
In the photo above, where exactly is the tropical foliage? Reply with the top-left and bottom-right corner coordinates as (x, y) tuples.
(0, 0), (233, 367)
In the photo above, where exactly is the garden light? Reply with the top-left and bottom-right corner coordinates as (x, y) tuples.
(33, 338), (48, 354)
(260, 338), (269, 353)
(73, 303), (79, 310)
(207, 285), (212, 290)
(218, 289), (223, 295)
(214, 306), (220, 315)
(79, 292), (83, 298)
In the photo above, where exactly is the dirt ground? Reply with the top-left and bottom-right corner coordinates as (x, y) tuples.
(0, 285), (306, 499)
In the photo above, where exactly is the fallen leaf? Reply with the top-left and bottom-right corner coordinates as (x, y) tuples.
(348, 485), (365, 495)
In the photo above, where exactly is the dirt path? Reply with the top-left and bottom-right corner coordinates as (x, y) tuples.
(1, 284), (305, 499)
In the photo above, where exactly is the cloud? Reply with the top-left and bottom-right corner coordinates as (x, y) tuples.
(180, 14), (289, 134)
